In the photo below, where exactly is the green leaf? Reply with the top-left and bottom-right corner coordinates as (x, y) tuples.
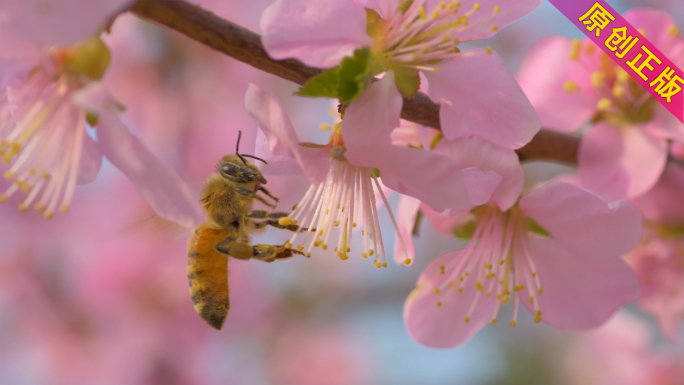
(294, 68), (340, 99)
(393, 67), (421, 98)
(336, 48), (374, 102)
(524, 218), (551, 238)
(295, 48), (376, 103)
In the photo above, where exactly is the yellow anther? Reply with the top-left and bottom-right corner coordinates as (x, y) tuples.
(616, 69), (630, 82)
(569, 38), (582, 60)
(475, 281), (483, 292)
(597, 98), (612, 111)
(456, 287), (463, 293)
(531, 272), (537, 277)
(498, 279), (504, 284)
(485, 46), (493, 55)
(432, 9), (439, 18)
(585, 42), (596, 55)
(433, 288), (441, 294)
(496, 294), (502, 299)
(382, 262), (387, 268)
(501, 298), (510, 305)
(438, 2), (447, 9)
(490, 25), (498, 31)
(34, 202), (45, 212)
(318, 123), (331, 131)
(472, 2), (480, 11)
(434, 66), (440, 71)
(529, 296), (534, 303)
(485, 263), (493, 270)
(296, 245), (304, 251)
(612, 84), (624, 98)
(18, 203), (28, 212)
(41, 171), (51, 179)
(669, 25), (680, 37)
(352, 222), (357, 227)
(493, 5), (501, 13)
(44, 210), (53, 219)
(404, 258), (412, 265)
(439, 265), (445, 274)
(284, 241), (293, 249)
(0, 194), (7, 202)
(510, 320), (517, 327)
(563, 80), (579, 93)
(292, 219), (298, 225)
(591, 72), (605, 88)
(321, 244), (328, 250)
(17, 181), (29, 192)
(369, 250), (374, 256)
(3, 171), (13, 179)
(436, 301), (442, 307)
(464, 316), (470, 323)
(59, 204), (69, 214)
(537, 288), (544, 294)
(314, 240), (322, 247)
(374, 260), (381, 268)
(464, 272), (470, 277)
(361, 252), (368, 258)
(534, 315), (542, 323)
(485, 291), (491, 296)
(318, 230), (324, 236)
(333, 220), (340, 226)
(448, 281), (456, 289)
(514, 284), (525, 292)
(346, 247), (350, 252)
(490, 318), (497, 324)
(419, 6), (427, 19)
(498, 259), (504, 265)
(278, 217), (292, 226)
(459, 276), (465, 282)
(338, 253), (348, 261)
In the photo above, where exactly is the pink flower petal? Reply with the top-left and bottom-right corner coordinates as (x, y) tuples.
(253, 128), (305, 177)
(434, 136), (523, 210)
(624, 9), (684, 68)
(245, 84), (330, 184)
(73, 83), (205, 230)
(0, 0), (132, 46)
(579, 122), (667, 201)
(342, 71), (402, 149)
(426, 0), (542, 42)
(261, 0), (372, 68)
(646, 106), (684, 142)
(345, 144), (500, 211)
(393, 195), (420, 265)
(420, 204), (471, 237)
(76, 133), (102, 185)
(517, 36), (600, 133)
(404, 249), (498, 348)
(426, 50), (540, 149)
(521, 235), (640, 330)
(519, 181), (643, 260)
(633, 163), (684, 224)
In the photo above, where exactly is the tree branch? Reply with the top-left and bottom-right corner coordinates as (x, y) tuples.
(129, 0), (579, 165)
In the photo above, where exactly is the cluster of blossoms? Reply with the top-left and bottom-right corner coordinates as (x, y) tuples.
(254, 1), (683, 348)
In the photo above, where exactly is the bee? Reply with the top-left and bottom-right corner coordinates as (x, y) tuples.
(187, 131), (304, 330)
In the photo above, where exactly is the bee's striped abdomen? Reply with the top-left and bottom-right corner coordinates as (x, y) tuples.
(187, 223), (232, 330)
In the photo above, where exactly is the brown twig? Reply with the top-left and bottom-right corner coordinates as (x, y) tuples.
(129, 0), (579, 165)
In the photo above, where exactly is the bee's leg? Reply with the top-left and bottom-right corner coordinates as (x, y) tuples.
(235, 187), (276, 209)
(263, 219), (313, 232)
(244, 210), (289, 220)
(258, 186), (280, 203)
(216, 240), (298, 262)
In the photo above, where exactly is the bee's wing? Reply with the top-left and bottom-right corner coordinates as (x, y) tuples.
(121, 214), (194, 240)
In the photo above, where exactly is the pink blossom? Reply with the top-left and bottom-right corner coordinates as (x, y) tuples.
(627, 163), (684, 338)
(245, 83), (500, 267)
(562, 312), (684, 385)
(405, 181), (642, 348)
(261, 0), (541, 149)
(517, 9), (684, 201)
(0, 30), (203, 228)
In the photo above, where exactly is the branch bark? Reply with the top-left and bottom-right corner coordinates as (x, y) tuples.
(129, 0), (579, 165)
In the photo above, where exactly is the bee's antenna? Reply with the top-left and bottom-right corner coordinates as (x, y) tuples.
(241, 154), (268, 164)
(236, 130), (247, 165)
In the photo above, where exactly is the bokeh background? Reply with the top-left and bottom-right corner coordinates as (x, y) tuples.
(0, 0), (682, 384)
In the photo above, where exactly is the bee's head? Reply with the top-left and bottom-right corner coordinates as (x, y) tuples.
(217, 154), (267, 185)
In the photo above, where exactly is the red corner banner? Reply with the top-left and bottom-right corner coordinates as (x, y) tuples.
(548, 0), (684, 123)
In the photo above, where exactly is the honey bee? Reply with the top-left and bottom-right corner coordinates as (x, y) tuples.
(187, 131), (304, 330)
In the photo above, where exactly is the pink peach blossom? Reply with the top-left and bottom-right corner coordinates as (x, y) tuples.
(405, 182), (642, 348)
(261, 0), (541, 149)
(517, 9), (684, 201)
(246, 83), (500, 267)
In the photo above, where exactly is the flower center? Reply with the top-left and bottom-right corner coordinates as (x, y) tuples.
(564, 40), (654, 126)
(431, 206), (545, 326)
(281, 125), (406, 268)
(373, 0), (500, 71)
